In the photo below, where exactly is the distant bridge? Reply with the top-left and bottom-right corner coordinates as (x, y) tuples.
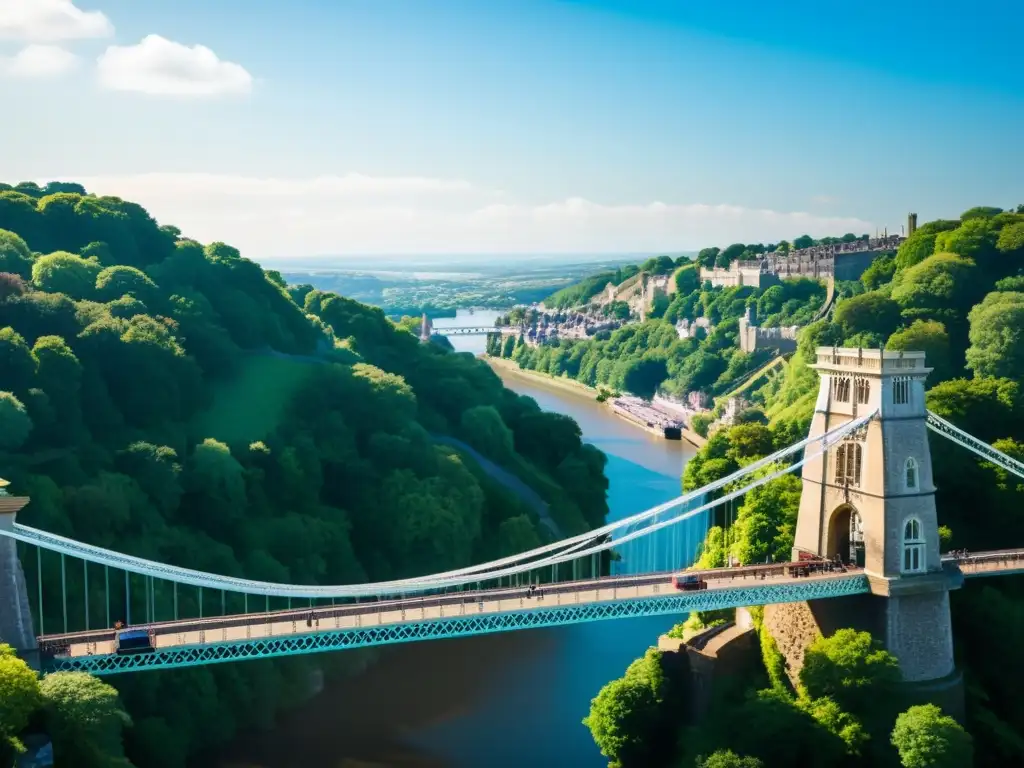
(418, 314), (519, 340)
(432, 326), (513, 337)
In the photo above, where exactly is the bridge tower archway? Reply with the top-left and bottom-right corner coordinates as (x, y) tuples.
(826, 504), (865, 568)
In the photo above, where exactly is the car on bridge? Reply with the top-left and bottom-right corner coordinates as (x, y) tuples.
(672, 573), (708, 591)
(114, 628), (156, 655)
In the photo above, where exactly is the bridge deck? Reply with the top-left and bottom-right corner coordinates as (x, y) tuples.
(41, 566), (868, 674)
(36, 551), (1023, 675)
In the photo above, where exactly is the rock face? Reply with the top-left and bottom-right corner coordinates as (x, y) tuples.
(762, 602), (822, 687)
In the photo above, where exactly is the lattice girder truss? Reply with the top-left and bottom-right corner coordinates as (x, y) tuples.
(46, 575), (870, 675)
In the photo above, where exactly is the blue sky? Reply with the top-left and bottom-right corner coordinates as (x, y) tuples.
(1, 0), (1021, 257)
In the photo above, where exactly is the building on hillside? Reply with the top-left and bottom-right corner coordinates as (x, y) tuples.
(701, 234), (905, 288)
(676, 317), (714, 340)
(700, 261), (779, 289)
(687, 391), (712, 410)
(720, 396), (752, 426)
(737, 307), (798, 354)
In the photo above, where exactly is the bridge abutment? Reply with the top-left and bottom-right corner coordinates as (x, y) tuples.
(0, 496), (39, 669)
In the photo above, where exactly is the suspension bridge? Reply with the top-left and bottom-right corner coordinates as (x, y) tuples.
(2, 347), (1023, 680)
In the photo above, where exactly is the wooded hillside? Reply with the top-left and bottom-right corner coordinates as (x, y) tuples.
(0, 180), (609, 767)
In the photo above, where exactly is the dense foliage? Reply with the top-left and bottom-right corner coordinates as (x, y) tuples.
(585, 205), (1024, 767)
(582, 648), (684, 767)
(890, 705), (973, 768)
(0, 181), (610, 766)
(0, 645), (130, 768)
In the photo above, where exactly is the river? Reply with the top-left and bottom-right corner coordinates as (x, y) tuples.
(220, 309), (706, 768)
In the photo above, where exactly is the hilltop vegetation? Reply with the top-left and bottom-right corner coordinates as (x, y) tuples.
(0, 180), (609, 767)
(585, 204), (1024, 767)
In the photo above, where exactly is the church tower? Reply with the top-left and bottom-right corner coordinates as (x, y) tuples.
(792, 347), (958, 682)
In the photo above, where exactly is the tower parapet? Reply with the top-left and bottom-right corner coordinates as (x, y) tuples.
(419, 313), (433, 342)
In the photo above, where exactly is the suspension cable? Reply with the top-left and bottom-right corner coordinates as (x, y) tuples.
(3, 419), (848, 599)
(926, 410), (1024, 480)
(2, 411), (875, 599)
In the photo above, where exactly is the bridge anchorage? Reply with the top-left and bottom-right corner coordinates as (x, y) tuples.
(0, 347), (1023, 677)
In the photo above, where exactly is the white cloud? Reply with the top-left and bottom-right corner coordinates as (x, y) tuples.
(1, 44), (78, 78)
(0, 0), (112, 42)
(70, 173), (876, 258)
(96, 34), (253, 96)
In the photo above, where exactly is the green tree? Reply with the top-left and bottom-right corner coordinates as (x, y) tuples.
(926, 377), (1022, 443)
(31, 251), (101, 298)
(996, 221), (1024, 256)
(619, 357), (668, 399)
(0, 327), (36, 394)
(890, 704), (973, 768)
(934, 218), (997, 267)
(460, 404), (515, 462)
(799, 696), (868, 757)
(799, 629), (901, 714)
(965, 292), (1024, 379)
(886, 320), (952, 383)
(497, 514), (542, 557)
(731, 472), (801, 565)
(675, 264), (700, 294)
(0, 645), (42, 740)
(40, 672), (132, 768)
(960, 206), (1003, 221)
(862, 255), (896, 290)
(696, 750), (765, 768)
(834, 291), (902, 338)
(890, 252), (978, 322)
(698, 247), (721, 268)
(0, 392), (32, 450)
(583, 649), (677, 768)
(0, 229), (33, 279)
(725, 688), (846, 768)
(95, 265), (159, 304)
(894, 220), (958, 271)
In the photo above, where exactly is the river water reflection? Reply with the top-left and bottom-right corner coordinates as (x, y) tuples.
(220, 310), (703, 768)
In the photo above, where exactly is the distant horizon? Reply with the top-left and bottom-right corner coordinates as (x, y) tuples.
(258, 253), (679, 274)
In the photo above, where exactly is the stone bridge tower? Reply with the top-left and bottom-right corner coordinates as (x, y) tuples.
(0, 490), (38, 668)
(792, 347), (959, 683)
(419, 313), (433, 343)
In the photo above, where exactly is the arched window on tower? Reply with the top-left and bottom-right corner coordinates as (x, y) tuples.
(835, 377), (851, 402)
(893, 376), (910, 405)
(855, 379), (870, 404)
(905, 457), (918, 491)
(902, 517), (924, 574)
(834, 443), (862, 486)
